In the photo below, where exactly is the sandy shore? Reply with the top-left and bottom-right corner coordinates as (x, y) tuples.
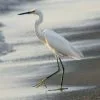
(58, 87), (100, 100)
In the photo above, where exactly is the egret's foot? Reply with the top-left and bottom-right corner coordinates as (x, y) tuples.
(33, 78), (47, 88)
(48, 87), (68, 91)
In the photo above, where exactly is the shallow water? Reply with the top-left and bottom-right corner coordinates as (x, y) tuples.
(0, 0), (100, 99)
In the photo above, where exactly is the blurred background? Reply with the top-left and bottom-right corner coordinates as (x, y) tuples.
(0, 0), (100, 99)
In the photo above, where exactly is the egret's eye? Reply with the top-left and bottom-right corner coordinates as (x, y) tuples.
(32, 10), (35, 12)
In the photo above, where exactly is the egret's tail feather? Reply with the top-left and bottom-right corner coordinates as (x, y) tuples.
(71, 54), (83, 60)
(71, 46), (84, 60)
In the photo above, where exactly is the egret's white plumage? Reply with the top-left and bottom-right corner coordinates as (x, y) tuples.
(18, 9), (84, 91)
(43, 29), (83, 59)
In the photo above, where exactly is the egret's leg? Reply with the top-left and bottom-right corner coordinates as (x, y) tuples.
(34, 58), (60, 88)
(48, 58), (68, 91)
(46, 58), (60, 79)
(59, 57), (65, 90)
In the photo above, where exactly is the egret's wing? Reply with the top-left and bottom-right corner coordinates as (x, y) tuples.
(43, 29), (84, 59)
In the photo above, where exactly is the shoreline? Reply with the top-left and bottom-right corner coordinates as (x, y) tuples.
(62, 87), (100, 100)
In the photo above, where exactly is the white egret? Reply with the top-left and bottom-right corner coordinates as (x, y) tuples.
(18, 9), (84, 91)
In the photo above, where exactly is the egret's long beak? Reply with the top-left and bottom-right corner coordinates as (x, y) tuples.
(18, 10), (35, 15)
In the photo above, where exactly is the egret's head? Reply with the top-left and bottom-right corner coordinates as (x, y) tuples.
(18, 9), (41, 15)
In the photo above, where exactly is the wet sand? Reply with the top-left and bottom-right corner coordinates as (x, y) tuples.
(1, 87), (100, 100)
(52, 87), (100, 100)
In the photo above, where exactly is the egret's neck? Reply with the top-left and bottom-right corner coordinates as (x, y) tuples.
(35, 11), (44, 41)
